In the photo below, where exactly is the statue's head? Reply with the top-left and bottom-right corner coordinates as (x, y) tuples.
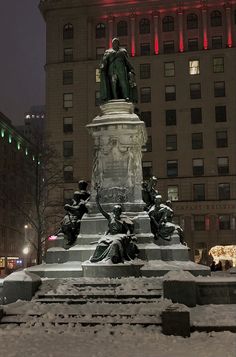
(151, 176), (158, 187)
(166, 200), (172, 208)
(78, 180), (88, 191)
(113, 204), (122, 218)
(73, 191), (81, 202)
(154, 195), (162, 206)
(112, 37), (120, 50)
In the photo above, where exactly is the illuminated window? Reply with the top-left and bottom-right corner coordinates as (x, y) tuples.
(193, 184), (205, 201)
(168, 186), (179, 201)
(187, 13), (198, 29)
(96, 23), (106, 39)
(64, 48), (73, 62)
(192, 133), (203, 149)
(214, 81), (225, 97)
(140, 111), (152, 127)
(64, 165), (73, 182)
(189, 60), (200, 75)
(139, 18), (150, 34)
(63, 117), (73, 133)
(166, 110), (176, 126)
(165, 85), (176, 101)
(211, 10), (222, 27)
(166, 135), (177, 151)
(63, 93), (73, 108)
(218, 183), (230, 200)
(140, 64), (151, 79)
(142, 161), (152, 179)
(191, 108), (202, 124)
(192, 158), (204, 176)
(63, 70), (73, 85)
(213, 57), (224, 73)
(96, 69), (101, 82)
(117, 21), (128, 36)
(63, 23), (73, 40)
(190, 83), (201, 99)
(216, 131), (228, 148)
(162, 16), (174, 32)
(167, 160), (178, 177)
(215, 106), (226, 122)
(212, 36), (222, 49)
(217, 158), (229, 175)
(164, 62), (175, 77)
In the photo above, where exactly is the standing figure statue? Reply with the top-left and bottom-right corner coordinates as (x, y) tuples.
(148, 195), (184, 244)
(59, 181), (90, 247)
(90, 187), (139, 264)
(142, 176), (159, 211)
(100, 38), (138, 103)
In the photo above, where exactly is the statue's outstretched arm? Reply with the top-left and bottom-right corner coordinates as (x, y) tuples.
(95, 190), (110, 220)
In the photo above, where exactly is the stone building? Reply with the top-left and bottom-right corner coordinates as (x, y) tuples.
(17, 105), (45, 146)
(0, 112), (36, 274)
(39, 0), (236, 263)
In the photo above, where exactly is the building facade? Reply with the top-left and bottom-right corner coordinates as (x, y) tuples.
(0, 112), (36, 274)
(17, 105), (45, 146)
(39, 0), (236, 263)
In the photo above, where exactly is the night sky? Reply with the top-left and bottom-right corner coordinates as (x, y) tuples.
(0, 0), (46, 125)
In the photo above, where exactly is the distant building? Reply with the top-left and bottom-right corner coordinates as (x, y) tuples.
(39, 0), (236, 264)
(0, 112), (36, 274)
(17, 105), (45, 145)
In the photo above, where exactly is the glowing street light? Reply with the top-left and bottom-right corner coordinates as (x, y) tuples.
(22, 246), (30, 255)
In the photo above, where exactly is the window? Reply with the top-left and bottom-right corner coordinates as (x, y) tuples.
(217, 157), (229, 175)
(117, 21), (128, 36)
(63, 70), (73, 85)
(63, 117), (73, 133)
(215, 106), (226, 122)
(95, 91), (100, 106)
(216, 131), (228, 148)
(211, 10), (222, 27)
(191, 108), (202, 124)
(192, 133), (203, 149)
(140, 111), (152, 127)
(146, 136), (152, 152)
(63, 93), (73, 108)
(189, 60), (200, 75)
(166, 135), (177, 151)
(64, 48), (73, 62)
(213, 57), (224, 73)
(96, 47), (105, 59)
(193, 184), (205, 201)
(212, 36), (222, 49)
(187, 13), (198, 29)
(140, 43), (150, 56)
(64, 189), (73, 204)
(142, 161), (152, 178)
(163, 41), (175, 53)
(139, 18), (150, 34)
(165, 85), (176, 101)
(140, 87), (151, 103)
(140, 64), (151, 79)
(218, 215), (230, 230)
(63, 23), (73, 40)
(218, 183), (230, 200)
(63, 141), (73, 158)
(164, 62), (175, 77)
(167, 160), (178, 177)
(96, 69), (101, 83)
(168, 186), (179, 201)
(166, 110), (176, 126)
(194, 215), (205, 230)
(214, 81), (225, 97)
(190, 83), (201, 99)
(64, 165), (73, 182)
(193, 158), (204, 176)
(96, 23), (106, 38)
(188, 38), (199, 51)
(162, 16), (174, 32)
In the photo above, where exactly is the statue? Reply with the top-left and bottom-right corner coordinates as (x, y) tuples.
(148, 195), (184, 244)
(142, 176), (159, 210)
(100, 38), (138, 103)
(90, 187), (139, 263)
(58, 181), (90, 247)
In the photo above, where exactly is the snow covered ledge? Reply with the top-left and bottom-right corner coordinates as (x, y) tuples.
(2, 270), (41, 304)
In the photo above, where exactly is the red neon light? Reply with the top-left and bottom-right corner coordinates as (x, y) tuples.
(179, 35), (184, 52)
(203, 31), (208, 50)
(227, 32), (232, 48)
(131, 42), (135, 56)
(154, 37), (159, 55)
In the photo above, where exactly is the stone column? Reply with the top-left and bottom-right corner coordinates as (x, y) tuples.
(87, 100), (147, 212)
(202, 4), (208, 49)
(225, 4), (232, 48)
(153, 12), (159, 54)
(178, 10), (184, 52)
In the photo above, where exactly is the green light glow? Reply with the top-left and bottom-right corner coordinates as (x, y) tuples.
(32, 155), (35, 161)
(8, 134), (12, 143)
(1, 129), (4, 138)
(25, 148), (28, 156)
(17, 142), (21, 150)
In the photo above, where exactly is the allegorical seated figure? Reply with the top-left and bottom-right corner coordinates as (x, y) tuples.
(90, 188), (139, 264)
(148, 195), (184, 244)
(100, 37), (138, 103)
(59, 180), (90, 247)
